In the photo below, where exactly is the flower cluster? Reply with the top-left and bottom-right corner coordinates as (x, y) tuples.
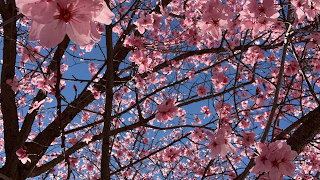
(284, 60), (299, 76)
(155, 98), (179, 123)
(16, 0), (114, 48)
(215, 100), (232, 124)
(211, 72), (229, 91)
(291, 0), (320, 23)
(205, 127), (236, 158)
(252, 141), (298, 179)
(135, 12), (162, 34)
(197, 0), (233, 40)
(240, 0), (280, 37)
(242, 46), (265, 67)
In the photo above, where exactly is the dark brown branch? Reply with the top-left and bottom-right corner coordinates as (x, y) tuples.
(101, 24), (114, 180)
(0, 0), (20, 178)
(286, 106), (320, 154)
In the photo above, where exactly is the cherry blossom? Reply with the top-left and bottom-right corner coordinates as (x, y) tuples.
(20, 45), (42, 65)
(200, 106), (212, 118)
(164, 146), (180, 162)
(17, 0), (114, 48)
(6, 75), (23, 92)
(16, 146), (31, 164)
(206, 127), (236, 158)
(215, 101), (232, 123)
(28, 99), (45, 114)
(196, 85), (208, 97)
(190, 128), (206, 142)
(242, 46), (266, 67)
(284, 60), (299, 76)
(1, 0), (319, 179)
(135, 13), (153, 34)
(240, 131), (256, 147)
(156, 98), (179, 123)
(211, 72), (229, 91)
(198, 0), (233, 40)
(252, 141), (297, 179)
(82, 133), (93, 144)
(239, 0), (279, 37)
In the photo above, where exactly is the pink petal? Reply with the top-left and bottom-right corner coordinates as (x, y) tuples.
(29, 21), (45, 42)
(56, 0), (76, 9)
(16, 0), (39, 16)
(90, 21), (101, 42)
(29, 1), (55, 23)
(67, 22), (91, 46)
(74, 0), (101, 17)
(39, 20), (66, 48)
(94, 1), (114, 25)
(21, 54), (29, 63)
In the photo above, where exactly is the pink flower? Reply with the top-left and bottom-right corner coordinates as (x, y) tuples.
(284, 60), (299, 76)
(255, 94), (266, 107)
(193, 115), (202, 125)
(31, 72), (55, 93)
(16, 0), (56, 24)
(20, 45), (42, 64)
(239, 119), (251, 129)
(151, 13), (162, 29)
(201, 106), (212, 118)
(198, 0), (233, 40)
(163, 146), (180, 162)
(277, 142), (298, 177)
(252, 143), (271, 174)
(305, 34), (320, 50)
(68, 137), (78, 145)
(135, 13), (153, 34)
(190, 128), (206, 142)
(69, 157), (79, 168)
(242, 0), (279, 19)
(28, 99), (46, 114)
(240, 131), (256, 147)
(215, 101), (232, 120)
(88, 85), (101, 100)
(143, 137), (149, 144)
(206, 127), (236, 158)
(137, 57), (152, 73)
(86, 163), (94, 171)
(16, 146), (31, 164)
(291, 0), (309, 22)
(6, 75), (22, 92)
(239, 0), (279, 36)
(242, 46), (265, 67)
(82, 133), (93, 144)
(196, 85), (208, 97)
(211, 72), (229, 91)
(18, 0), (114, 48)
(156, 98), (179, 123)
(252, 141), (297, 179)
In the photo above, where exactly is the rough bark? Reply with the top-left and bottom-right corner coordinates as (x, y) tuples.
(0, 0), (20, 178)
(101, 24), (114, 180)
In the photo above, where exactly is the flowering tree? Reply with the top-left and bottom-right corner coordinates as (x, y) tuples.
(1, 0), (320, 179)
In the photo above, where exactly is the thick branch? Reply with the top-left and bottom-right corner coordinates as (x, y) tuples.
(0, 0), (20, 178)
(286, 106), (320, 154)
(101, 24), (114, 180)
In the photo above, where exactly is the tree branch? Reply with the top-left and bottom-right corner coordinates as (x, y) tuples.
(0, 0), (20, 178)
(101, 23), (114, 179)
